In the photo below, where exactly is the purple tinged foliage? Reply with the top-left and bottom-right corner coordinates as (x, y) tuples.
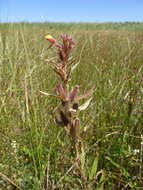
(44, 33), (94, 185)
(69, 86), (80, 102)
(45, 34), (94, 139)
(56, 84), (68, 101)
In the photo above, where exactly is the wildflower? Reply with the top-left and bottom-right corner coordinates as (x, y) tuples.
(69, 86), (79, 102)
(44, 34), (94, 137)
(43, 33), (96, 186)
(45, 34), (75, 64)
(61, 34), (75, 50)
(45, 34), (62, 48)
(56, 83), (68, 101)
(45, 34), (57, 44)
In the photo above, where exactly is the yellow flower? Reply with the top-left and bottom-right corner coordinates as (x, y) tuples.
(45, 34), (57, 44)
(45, 34), (54, 40)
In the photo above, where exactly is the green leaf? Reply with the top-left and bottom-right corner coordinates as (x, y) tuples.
(106, 156), (120, 169)
(89, 153), (99, 180)
(79, 97), (92, 111)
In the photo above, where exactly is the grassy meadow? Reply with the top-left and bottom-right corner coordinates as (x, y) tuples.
(0, 22), (143, 189)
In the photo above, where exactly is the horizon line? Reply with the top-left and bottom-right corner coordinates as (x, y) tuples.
(0, 21), (143, 24)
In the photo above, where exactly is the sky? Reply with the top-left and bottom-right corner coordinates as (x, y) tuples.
(0, 0), (143, 23)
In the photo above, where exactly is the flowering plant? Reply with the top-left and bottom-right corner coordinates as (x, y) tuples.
(42, 34), (95, 186)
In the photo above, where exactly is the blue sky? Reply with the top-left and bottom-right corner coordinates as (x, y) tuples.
(0, 0), (143, 23)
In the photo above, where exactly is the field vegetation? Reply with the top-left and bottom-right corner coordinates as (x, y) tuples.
(0, 22), (143, 189)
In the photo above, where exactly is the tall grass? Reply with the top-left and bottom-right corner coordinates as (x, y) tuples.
(0, 22), (143, 189)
